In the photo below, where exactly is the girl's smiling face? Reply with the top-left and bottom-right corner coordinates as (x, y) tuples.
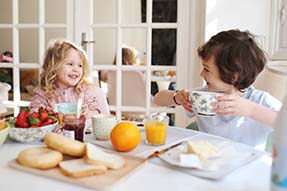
(200, 56), (237, 94)
(56, 48), (83, 89)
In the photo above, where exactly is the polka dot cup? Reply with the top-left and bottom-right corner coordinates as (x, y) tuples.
(92, 114), (117, 141)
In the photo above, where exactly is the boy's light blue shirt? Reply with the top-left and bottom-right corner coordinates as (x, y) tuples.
(187, 86), (282, 149)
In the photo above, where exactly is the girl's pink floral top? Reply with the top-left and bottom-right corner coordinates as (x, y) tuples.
(30, 85), (110, 115)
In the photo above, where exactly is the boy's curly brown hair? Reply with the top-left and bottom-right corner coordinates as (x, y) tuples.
(198, 29), (266, 92)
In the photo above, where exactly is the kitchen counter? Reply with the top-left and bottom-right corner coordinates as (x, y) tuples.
(0, 127), (272, 191)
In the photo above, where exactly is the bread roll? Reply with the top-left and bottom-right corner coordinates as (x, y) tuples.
(44, 133), (85, 157)
(17, 146), (63, 169)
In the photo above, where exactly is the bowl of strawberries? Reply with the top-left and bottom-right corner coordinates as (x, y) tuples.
(7, 107), (59, 142)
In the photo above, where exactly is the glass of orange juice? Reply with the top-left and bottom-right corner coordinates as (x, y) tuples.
(144, 113), (169, 146)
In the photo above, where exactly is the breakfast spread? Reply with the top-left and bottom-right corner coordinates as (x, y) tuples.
(15, 133), (127, 178)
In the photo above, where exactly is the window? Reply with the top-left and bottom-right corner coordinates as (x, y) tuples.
(0, 0), (73, 114)
(270, 0), (287, 60)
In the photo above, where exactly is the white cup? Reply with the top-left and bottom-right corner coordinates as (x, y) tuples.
(189, 90), (225, 116)
(92, 114), (117, 141)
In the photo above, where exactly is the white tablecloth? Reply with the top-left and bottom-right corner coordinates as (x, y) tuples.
(0, 127), (272, 191)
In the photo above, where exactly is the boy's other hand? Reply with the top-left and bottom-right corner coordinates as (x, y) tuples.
(175, 89), (193, 112)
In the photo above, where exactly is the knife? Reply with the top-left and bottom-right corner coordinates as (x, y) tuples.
(145, 141), (186, 160)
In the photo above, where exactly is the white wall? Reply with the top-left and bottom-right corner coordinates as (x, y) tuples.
(205, 0), (271, 51)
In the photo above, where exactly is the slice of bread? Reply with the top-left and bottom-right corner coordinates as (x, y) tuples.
(59, 158), (107, 178)
(186, 141), (220, 160)
(84, 143), (126, 170)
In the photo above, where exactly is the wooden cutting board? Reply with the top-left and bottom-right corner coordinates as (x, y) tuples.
(9, 155), (146, 190)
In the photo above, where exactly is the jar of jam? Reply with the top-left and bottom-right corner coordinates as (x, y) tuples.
(62, 114), (86, 142)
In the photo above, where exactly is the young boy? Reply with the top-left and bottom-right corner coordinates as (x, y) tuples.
(153, 29), (282, 149)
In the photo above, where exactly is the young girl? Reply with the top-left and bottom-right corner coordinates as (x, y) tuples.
(30, 39), (109, 117)
(153, 29), (282, 149)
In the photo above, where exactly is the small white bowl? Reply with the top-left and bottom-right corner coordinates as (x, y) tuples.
(0, 121), (10, 145)
(189, 90), (225, 116)
(9, 122), (58, 142)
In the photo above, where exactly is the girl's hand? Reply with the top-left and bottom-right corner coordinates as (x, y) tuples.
(81, 104), (100, 118)
(80, 104), (89, 117)
(174, 89), (193, 112)
(211, 94), (252, 117)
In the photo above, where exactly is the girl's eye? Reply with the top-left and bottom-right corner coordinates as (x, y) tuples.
(78, 64), (83, 68)
(66, 62), (73, 66)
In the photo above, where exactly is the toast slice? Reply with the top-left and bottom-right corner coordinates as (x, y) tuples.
(59, 158), (107, 178)
(84, 143), (126, 170)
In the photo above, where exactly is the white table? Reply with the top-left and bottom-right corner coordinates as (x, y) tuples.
(0, 128), (272, 191)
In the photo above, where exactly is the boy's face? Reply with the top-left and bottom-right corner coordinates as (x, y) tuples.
(56, 48), (83, 89)
(200, 56), (235, 94)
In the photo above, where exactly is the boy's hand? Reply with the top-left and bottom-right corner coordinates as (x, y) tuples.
(211, 94), (252, 117)
(174, 89), (193, 112)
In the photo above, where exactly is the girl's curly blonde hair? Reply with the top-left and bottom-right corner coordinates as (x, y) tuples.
(40, 39), (91, 100)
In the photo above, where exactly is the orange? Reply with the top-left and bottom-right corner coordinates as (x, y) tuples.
(110, 122), (141, 152)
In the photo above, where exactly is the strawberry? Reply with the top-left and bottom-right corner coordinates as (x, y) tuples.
(39, 112), (49, 122)
(41, 121), (51, 126)
(15, 107), (30, 128)
(28, 114), (42, 127)
(38, 107), (46, 113)
(46, 117), (55, 124)
(47, 115), (58, 124)
(31, 112), (39, 119)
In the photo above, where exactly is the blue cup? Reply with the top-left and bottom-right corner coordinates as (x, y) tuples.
(54, 103), (79, 114)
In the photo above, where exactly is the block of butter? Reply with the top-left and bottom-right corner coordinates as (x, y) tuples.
(186, 141), (220, 160)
